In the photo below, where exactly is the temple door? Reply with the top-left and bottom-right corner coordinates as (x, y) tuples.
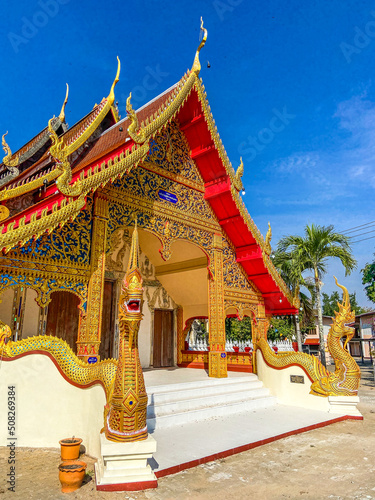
(45, 291), (80, 352)
(153, 309), (174, 368)
(99, 280), (115, 360)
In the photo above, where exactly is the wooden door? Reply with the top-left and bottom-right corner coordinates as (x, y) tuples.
(153, 309), (174, 368)
(45, 291), (80, 352)
(99, 280), (115, 360)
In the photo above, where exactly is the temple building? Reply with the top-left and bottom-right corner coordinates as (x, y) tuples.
(0, 28), (299, 379)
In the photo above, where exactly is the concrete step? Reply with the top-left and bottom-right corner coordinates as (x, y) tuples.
(147, 387), (271, 418)
(147, 378), (263, 406)
(146, 373), (276, 430)
(147, 395), (277, 430)
(147, 374), (260, 395)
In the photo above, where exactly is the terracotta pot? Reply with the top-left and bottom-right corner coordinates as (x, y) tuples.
(233, 346), (239, 353)
(59, 438), (82, 461)
(244, 346), (251, 353)
(58, 460), (87, 493)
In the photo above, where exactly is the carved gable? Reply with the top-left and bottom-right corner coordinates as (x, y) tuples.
(143, 119), (204, 186)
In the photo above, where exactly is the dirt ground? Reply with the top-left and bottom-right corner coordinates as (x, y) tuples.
(1, 367), (374, 500)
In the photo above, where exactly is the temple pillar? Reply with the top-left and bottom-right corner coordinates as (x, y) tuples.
(208, 234), (227, 378)
(77, 195), (108, 362)
(176, 306), (184, 365)
(252, 306), (270, 374)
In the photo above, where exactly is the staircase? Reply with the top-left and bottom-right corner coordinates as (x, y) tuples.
(146, 373), (276, 431)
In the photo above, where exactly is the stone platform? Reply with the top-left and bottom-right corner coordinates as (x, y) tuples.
(142, 368), (361, 478)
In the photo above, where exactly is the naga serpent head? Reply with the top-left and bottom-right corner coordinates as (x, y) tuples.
(332, 277), (355, 348)
(118, 220), (144, 324)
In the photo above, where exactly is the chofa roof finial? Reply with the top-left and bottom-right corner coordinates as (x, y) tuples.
(192, 17), (208, 75)
(2, 132), (19, 169)
(59, 83), (69, 123)
(108, 56), (121, 106)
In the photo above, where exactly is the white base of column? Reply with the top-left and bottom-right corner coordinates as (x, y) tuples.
(328, 395), (362, 417)
(95, 433), (158, 491)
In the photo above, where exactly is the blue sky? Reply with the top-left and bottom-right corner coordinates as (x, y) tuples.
(2, 0), (375, 308)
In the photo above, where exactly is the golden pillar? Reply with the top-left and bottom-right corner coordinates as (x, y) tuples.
(77, 195), (108, 361)
(208, 233), (227, 378)
(252, 305), (270, 374)
(176, 306), (184, 365)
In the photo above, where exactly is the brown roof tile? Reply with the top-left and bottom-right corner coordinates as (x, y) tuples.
(72, 85), (177, 172)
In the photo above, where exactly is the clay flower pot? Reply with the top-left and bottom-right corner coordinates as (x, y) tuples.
(233, 346), (239, 353)
(59, 438), (82, 461)
(58, 460), (87, 493)
(244, 346), (252, 353)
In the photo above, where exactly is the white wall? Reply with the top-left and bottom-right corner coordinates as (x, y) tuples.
(257, 350), (330, 412)
(256, 350), (361, 416)
(0, 354), (106, 458)
(139, 302), (152, 368)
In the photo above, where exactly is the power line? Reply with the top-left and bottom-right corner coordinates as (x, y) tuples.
(348, 228), (375, 238)
(351, 235), (375, 243)
(342, 220), (375, 234)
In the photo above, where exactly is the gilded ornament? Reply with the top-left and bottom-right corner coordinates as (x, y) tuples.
(256, 279), (360, 397)
(58, 83), (69, 123)
(233, 157), (244, 192)
(264, 222), (272, 256)
(191, 17), (207, 75)
(104, 220), (148, 442)
(0, 205), (10, 223)
(0, 333), (117, 400)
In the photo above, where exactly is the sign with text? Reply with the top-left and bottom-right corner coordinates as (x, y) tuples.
(158, 190), (178, 204)
(290, 375), (304, 384)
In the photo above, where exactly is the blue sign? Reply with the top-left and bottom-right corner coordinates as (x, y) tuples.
(158, 190), (178, 204)
(221, 353), (227, 359)
(88, 357), (98, 364)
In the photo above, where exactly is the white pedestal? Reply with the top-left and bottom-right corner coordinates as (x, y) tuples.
(328, 395), (362, 417)
(95, 433), (158, 491)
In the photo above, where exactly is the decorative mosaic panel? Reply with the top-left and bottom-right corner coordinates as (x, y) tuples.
(143, 119), (204, 185)
(6, 195), (93, 265)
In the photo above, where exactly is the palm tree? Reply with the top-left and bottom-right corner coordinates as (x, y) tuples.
(277, 224), (357, 367)
(273, 250), (315, 352)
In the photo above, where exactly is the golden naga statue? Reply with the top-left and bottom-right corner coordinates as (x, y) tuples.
(0, 329), (117, 398)
(257, 278), (360, 397)
(310, 278), (361, 396)
(104, 220), (148, 442)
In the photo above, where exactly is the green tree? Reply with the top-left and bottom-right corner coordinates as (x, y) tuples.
(323, 291), (365, 316)
(267, 316), (295, 342)
(277, 224), (357, 367)
(225, 317), (252, 342)
(273, 249), (315, 352)
(362, 256), (375, 304)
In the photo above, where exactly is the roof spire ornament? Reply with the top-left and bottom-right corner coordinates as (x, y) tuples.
(2, 132), (20, 178)
(2, 132), (19, 170)
(233, 157), (244, 191)
(58, 84), (69, 123)
(108, 56), (121, 106)
(126, 93), (147, 143)
(192, 17), (208, 75)
(265, 222), (272, 256)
